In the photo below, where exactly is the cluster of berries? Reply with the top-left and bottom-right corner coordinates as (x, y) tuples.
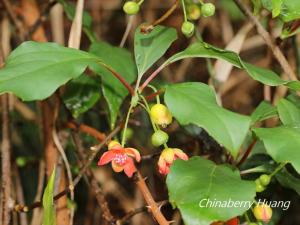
(181, 2), (215, 37)
(122, 1), (216, 38)
(255, 174), (271, 193)
(98, 103), (188, 177)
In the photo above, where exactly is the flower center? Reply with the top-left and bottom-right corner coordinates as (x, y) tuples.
(114, 153), (128, 165)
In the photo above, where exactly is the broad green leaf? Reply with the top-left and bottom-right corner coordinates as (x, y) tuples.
(63, 75), (101, 118)
(0, 41), (100, 101)
(276, 168), (300, 195)
(251, 101), (277, 124)
(253, 126), (300, 174)
(42, 168), (56, 225)
(277, 98), (300, 125)
(167, 157), (256, 225)
(165, 82), (251, 157)
(89, 41), (137, 128)
(57, 0), (97, 42)
(164, 41), (300, 90)
(134, 25), (177, 77)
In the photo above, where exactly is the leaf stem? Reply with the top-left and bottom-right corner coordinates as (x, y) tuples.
(121, 104), (134, 147)
(140, 63), (168, 92)
(270, 162), (287, 177)
(237, 139), (257, 167)
(181, 0), (187, 22)
(98, 62), (135, 96)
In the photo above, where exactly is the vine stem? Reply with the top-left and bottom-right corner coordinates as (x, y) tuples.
(135, 171), (169, 225)
(270, 162), (287, 177)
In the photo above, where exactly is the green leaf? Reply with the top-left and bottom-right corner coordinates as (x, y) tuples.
(42, 168), (56, 225)
(134, 25), (177, 77)
(251, 101), (277, 124)
(275, 168), (300, 195)
(271, 0), (283, 17)
(262, 0), (300, 22)
(252, 0), (263, 15)
(89, 41), (137, 128)
(63, 75), (101, 118)
(165, 82), (251, 158)
(253, 126), (300, 174)
(277, 98), (300, 125)
(167, 157), (256, 225)
(57, 0), (97, 42)
(0, 41), (100, 101)
(164, 41), (300, 89)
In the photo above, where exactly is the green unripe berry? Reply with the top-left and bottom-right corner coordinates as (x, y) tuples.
(255, 180), (265, 193)
(181, 21), (195, 38)
(201, 3), (215, 17)
(151, 130), (169, 147)
(122, 127), (134, 140)
(259, 174), (271, 186)
(123, 1), (140, 15)
(187, 4), (201, 21)
(16, 157), (27, 167)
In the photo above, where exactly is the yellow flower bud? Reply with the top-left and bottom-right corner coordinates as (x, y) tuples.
(253, 204), (272, 223)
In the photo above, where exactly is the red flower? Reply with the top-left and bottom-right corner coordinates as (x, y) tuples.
(97, 141), (141, 178)
(158, 148), (188, 175)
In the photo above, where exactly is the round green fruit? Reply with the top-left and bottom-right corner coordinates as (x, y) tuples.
(255, 182), (265, 193)
(259, 174), (271, 186)
(201, 3), (215, 17)
(181, 21), (195, 37)
(151, 130), (169, 147)
(187, 4), (201, 20)
(123, 1), (140, 15)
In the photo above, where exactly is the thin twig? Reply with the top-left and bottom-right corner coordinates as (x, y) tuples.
(134, 171), (169, 225)
(1, 94), (12, 225)
(233, 0), (298, 81)
(13, 125), (121, 213)
(71, 132), (115, 223)
(2, 0), (26, 41)
(120, 15), (135, 47)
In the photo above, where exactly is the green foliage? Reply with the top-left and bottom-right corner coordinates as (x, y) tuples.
(0, 41), (99, 101)
(63, 75), (101, 118)
(89, 41), (137, 128)
(275, 168), (300, 195)
(165, 82), (251, 158)
(277, 98), (300, 125)
(42, 168), (56, 225)
(254, 126), (300, 174)
(165, 41), (300, 90)
(134, 25), (177, 77)
(167, 157), (256, 225)
(251, 101), (278, 124)
(262, 0), (300, 22)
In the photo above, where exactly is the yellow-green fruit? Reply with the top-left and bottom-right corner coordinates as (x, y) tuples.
(259, 174), (271, 186)
(181, 21), (195, 38)
(253, 204), (272, 222)
(201, 3), (215, 17)
(123, 1), (140, 15)
(151, 130), (169, 147)
(255, 180), (265, 193)
(187, 4), (201, 20)
(150, 104), (172, 127)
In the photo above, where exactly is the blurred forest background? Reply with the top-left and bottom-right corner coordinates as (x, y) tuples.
(0, 0), (300, 225)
